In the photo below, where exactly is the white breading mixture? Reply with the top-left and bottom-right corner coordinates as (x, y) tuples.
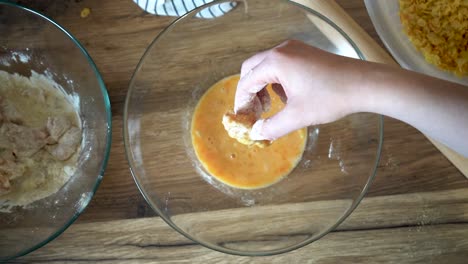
(0, 70), (81, 208)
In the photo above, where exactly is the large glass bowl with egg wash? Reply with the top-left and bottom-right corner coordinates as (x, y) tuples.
(0, 2), (111, 261)
(125, 0), (383, 256)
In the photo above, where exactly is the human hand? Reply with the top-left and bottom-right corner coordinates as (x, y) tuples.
(234, 40), (366, 140)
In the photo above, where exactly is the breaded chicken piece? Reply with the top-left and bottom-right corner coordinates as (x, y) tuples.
(222, 111), (270, 148)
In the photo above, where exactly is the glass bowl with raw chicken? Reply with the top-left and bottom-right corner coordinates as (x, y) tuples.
(0, 2), (111, 261)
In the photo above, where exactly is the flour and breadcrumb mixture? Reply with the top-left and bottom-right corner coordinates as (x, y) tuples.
(0, 70), (81, 208)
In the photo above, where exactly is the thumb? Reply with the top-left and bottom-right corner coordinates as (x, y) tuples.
(250, 106), (304, 141)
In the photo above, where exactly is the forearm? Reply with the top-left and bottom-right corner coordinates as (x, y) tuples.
(357, 63), (468, 157)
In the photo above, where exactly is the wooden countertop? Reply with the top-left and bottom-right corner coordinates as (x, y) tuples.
(12, 0), (468, 263)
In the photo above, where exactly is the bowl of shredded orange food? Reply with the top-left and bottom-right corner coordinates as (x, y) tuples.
(125, 0), (383, 256)
(365, 0), (468, 85)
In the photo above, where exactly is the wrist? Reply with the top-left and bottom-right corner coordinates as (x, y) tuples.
(350, 62), (401, 115)
(342, 60), (384, 114)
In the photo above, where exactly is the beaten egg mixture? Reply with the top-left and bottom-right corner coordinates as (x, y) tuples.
(191, 75), (306, 189)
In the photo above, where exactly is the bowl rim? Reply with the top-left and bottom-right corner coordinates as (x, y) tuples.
(0, 1), (112, 261)
(124, 0), (384, 257)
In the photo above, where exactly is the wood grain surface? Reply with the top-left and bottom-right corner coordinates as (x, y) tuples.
(8, 0), (468, 263)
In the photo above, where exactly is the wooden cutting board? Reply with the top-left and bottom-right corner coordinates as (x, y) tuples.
(298, 0), (468, 178)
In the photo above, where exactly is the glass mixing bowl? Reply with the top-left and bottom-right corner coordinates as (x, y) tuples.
(364, 0), (468, 86)
(125, 0), (383, 256)
(0, 2), (111, 261)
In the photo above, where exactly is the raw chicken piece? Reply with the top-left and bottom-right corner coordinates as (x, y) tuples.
(0, 151), (26, 180)
(0, 96), (3, 125)
(0, 126), (12, 150)
(222, 111), (270, 148)
(46, 116), (72, 144)
(21, 87), (46, 104)
(0, 174), (11, 196)
(0, 71), (82, 205)
(46, 126), (81, 161)
(1, 99), (24, 124)
(4, 123), (48, 158)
